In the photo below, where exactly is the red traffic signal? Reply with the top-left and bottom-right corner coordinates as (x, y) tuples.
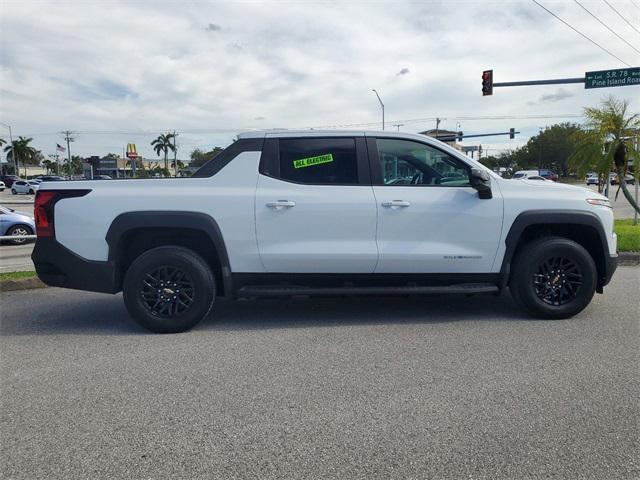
(482, 70), (493, 96)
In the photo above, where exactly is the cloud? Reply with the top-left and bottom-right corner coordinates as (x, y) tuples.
(0, 0), (635, 159)
(527, 88), (574, 106)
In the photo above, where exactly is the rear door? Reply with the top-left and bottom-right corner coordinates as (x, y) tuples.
(369, 136), (504, 273)
(255, 136), (378, 273)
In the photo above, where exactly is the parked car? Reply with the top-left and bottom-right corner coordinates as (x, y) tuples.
(32, 130), (617, 333)
(11, 180), (40, 195)
(0, 180), (5, 192)
(586, 174), (599, 186)
(512, 169), (557, 181)
(610, 173), (636, 185)
(538, 169), (559, 181)
(0, 205), (35, 244)
(0, 175), (21, 188)
(524, 175), (552, 182)
(38, 175), (66, 182)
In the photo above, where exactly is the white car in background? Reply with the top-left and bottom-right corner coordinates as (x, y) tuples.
(0, 180), (5, 192)
(11, 180), (40, 195)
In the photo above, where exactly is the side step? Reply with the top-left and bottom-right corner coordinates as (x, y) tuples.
(237, 283), (499, 298)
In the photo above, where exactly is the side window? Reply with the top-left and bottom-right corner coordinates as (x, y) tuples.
(278, 138), (358, 184)
(376, 138), (470, 186)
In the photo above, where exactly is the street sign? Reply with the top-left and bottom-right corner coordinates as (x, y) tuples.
(585, 67), (640, 89)
(126, 143), (139, 159)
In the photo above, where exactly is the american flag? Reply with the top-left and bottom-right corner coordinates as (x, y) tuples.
(56, 143), (66, 152)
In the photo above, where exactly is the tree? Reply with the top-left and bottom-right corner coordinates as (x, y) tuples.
(151, 133), (176, 174)
(190, 147), (224, 167)
(62, 155), (84, 176)
(569, 96), (639, 214)
(42, 159), (56, 174)
(4, 136), (38, 176)
(497, 123), (580, 175)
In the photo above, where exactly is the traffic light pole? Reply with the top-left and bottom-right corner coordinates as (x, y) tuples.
(493, 77), (585, 87)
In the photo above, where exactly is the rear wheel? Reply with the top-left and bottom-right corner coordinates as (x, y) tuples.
(509, 236), (597, 319)
(11, 189), (17, 195)
(123, 246), (215, 333)
(28, 189), (35, 195)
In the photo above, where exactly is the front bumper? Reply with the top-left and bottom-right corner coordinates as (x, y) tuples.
(598, 253), (618, 292)
(31, 238), (119, 294)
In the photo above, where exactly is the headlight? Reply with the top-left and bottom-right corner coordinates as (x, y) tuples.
(586, 198), (611, 208)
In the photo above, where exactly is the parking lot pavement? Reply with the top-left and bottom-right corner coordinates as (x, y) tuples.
(0, 243), (35, 272)
(1, 267), (638, 479)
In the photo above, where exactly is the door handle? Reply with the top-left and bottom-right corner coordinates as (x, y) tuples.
(266, 200), (296, 209)
(381, 200), (411, 208)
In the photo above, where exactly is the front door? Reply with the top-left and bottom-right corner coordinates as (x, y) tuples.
(369, 137), (504, 273)
(255, 136), (378, 273)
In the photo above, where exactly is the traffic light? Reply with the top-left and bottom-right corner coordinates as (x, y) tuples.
(482, 70), (493, 96)
(457, 131), (464, 141)
(509, 128), (515, 139)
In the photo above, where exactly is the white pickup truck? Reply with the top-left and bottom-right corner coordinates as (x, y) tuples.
(32, 130), (618, 333)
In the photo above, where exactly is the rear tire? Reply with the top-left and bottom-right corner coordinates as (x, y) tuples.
(123, 246), (215, 333)
(11, 189), (16, 195)
(509, 236), (597, 319)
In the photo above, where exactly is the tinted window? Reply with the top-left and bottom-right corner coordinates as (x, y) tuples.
(278, 138), (357, 184)
(376, 138), (470, 186)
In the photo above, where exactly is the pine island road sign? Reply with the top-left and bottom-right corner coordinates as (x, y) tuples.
(585, 68), (640, 89)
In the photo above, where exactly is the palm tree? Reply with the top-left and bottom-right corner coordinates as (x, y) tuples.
(569, 96), (639, 214)
(4, 136), (37, 176)
(151, 133), (176, 175)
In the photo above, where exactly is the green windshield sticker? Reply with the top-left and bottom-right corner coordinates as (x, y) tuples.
(293, 153), (334, 169)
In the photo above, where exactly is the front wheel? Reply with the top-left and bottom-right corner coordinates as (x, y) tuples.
(28, 189), (35, 195)
(509, 236), (597, 319)
(6, 225), (33, 244)
(123, 246), (215, 333)
(11, 189), (17, 195)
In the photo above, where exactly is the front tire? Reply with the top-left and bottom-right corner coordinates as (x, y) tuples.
(123, 246), (215, 333)
(509, 236), (597, 319)
(6, 225), (33, 245)
(11, 189), (17, 195)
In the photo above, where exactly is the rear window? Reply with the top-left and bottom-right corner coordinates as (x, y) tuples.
(278, 138), (358, 185)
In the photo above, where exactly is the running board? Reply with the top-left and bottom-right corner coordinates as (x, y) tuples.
(237, 283), (499, 298)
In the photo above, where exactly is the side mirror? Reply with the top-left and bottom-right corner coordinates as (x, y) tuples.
(470, 168), (492, 199)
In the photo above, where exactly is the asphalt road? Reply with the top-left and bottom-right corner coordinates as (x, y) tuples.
(1, 267), (638, 479)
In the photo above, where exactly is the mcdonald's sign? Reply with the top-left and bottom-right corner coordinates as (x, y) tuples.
(126, 143), (139, 159)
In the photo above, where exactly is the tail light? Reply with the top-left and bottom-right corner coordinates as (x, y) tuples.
(34, 189), (91, 238)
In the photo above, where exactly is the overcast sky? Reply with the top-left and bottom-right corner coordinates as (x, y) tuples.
(1, 0), (639, 160)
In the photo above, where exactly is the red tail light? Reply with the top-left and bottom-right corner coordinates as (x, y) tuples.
(34, 190), (91, 238)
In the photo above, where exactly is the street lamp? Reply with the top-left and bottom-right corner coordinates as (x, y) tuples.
(372, 89), (385, 130)
(0, 122), (17, 175)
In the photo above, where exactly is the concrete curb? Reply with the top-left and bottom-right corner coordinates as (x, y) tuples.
(0, 277), (46, 292)
(618, 252), (640, 266)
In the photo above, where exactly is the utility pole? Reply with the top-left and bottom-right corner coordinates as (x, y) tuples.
(372, 89), (385, 130)
(435, 118), (441, 138)
(173, 130), (178, 177)
(60, 130), (76, 177)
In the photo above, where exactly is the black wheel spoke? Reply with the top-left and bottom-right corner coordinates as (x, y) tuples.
(138, 265), (195, 318)
(532, 255), (582, 306)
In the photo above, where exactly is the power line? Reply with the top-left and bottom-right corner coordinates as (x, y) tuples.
(574, 0), (640, 54)
(531, 0), (632, 66)
(602, 0), (640, 34)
